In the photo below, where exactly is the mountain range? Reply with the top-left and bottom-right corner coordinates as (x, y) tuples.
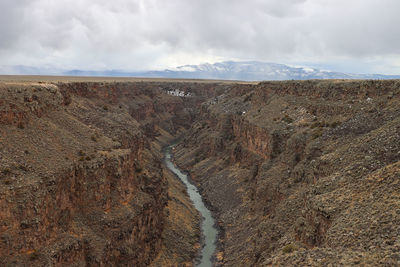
(4, 61), (400, 81)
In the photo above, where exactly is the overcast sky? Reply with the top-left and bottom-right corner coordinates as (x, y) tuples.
(1, 0), (400, 74)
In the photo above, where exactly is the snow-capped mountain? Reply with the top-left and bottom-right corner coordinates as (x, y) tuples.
(144, 61), (400, 81)
(4, 61), (400, 81)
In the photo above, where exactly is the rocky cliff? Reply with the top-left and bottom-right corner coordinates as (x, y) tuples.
(0, 80), (223, 266)
(1, 78), (399, 266)
(174, 80), (400, 266)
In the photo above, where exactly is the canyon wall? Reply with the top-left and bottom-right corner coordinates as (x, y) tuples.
(0, 81), (223, 266)
(174, 80), (400, 266)
(1, 79), (400, 266)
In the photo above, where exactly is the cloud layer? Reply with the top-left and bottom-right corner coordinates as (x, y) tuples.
(1, 0), (400, 74)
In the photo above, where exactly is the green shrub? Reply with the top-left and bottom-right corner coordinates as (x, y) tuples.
(310, 121), (320, 128)
(29, 251), (40, 261)
(330, 121), (341, 128)
(2, 168), (11, 175)
(310, 121), (329, 129)
(91, 135), (97, 142)
(312, 128), (323, 139)
(244, 94), (252, 102)
(321, 121), (329, 127)
(282, 244), (298, 254)
(281, 115), (294, 124)
(17, 122), (25, 129)
(18, 165), (28, 172)
(294, 153), (301, 163)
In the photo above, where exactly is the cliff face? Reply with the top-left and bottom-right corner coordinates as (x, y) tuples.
(2, 79), (400, 267)
(0, 81), (220, 266)
(174, 80), (400, 266)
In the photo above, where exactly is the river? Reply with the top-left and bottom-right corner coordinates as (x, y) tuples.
(164, 146), (218, 267)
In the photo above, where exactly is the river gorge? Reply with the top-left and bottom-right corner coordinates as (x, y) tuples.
(0, 78), (399, 266)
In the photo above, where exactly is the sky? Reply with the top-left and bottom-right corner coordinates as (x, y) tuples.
(1, 0), (400, 74)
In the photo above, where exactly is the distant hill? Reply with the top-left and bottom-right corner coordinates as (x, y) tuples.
(141, 61), (400, 81)
(4, 61), (400, 81)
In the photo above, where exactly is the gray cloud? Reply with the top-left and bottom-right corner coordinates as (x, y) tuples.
(1, 0), (400, 74)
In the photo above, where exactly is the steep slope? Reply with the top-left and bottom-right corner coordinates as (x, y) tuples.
(174, 80), (400, 266)
(0, 81), (222, 266)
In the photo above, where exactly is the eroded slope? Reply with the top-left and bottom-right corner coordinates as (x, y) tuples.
(0, 81), (220, 266)
(174, 80), (400, 266)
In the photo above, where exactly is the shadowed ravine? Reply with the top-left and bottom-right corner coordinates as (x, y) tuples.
(164, 146), (218, 267)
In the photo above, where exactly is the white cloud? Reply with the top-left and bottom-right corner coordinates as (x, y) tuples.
(0, 0), (400, 74)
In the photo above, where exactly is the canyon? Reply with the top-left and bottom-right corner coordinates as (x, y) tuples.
(0, 77), (399, 266)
